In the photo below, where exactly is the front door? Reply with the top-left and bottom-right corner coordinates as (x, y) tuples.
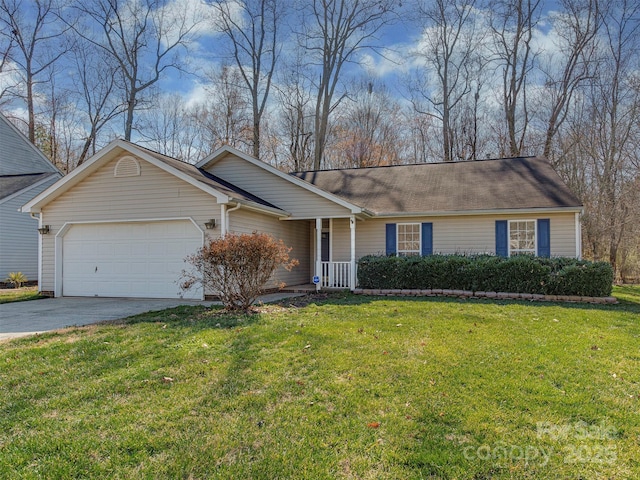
(321, 231), (330, 262)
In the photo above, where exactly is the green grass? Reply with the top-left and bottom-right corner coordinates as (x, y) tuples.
(1, 287), (639, 479)
(0, 286), (43, 304)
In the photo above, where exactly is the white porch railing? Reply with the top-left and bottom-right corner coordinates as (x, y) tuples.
(321, 261), (351, 288)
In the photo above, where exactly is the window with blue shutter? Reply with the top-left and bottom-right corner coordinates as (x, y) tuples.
(495, 220), (508, 257)
(537, 219), (551, 257)
(385, 223), (396, 255)
(421, 222), (433, 256)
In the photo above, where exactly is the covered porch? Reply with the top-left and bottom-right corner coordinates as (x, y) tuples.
(310, 216), (358, 291)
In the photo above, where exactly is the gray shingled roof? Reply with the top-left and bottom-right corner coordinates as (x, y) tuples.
(131, 143), (284, 212)
(0, 173), (58, 201)
(292, 157), (582, 215)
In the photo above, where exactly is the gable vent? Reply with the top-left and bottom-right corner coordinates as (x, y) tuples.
(114, 156), (141, 177)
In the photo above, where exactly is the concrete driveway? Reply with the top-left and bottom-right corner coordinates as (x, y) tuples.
(0, 293), (303, 341)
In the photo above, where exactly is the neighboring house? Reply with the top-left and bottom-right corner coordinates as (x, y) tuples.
(22, 140), (582, 299)
(1, 113), (62, 283)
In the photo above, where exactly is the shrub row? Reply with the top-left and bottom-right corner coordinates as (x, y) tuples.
(357, 254), (613, 297)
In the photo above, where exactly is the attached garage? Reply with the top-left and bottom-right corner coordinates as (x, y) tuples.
(60, 220), (203, 299)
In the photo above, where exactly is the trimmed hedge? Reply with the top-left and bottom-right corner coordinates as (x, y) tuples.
(357, 254), (613, 297)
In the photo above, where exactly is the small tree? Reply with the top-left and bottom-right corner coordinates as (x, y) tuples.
(181, 233), (299, 312)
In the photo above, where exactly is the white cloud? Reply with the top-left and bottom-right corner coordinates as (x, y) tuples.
(359, 46), (412, 77)
(183, 81), (210, 108)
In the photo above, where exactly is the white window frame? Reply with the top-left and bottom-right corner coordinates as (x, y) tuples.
(508, 219), (537, 256)
(397, 223), (421, 257)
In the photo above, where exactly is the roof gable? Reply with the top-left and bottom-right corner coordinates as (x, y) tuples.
(293, 157), (583, 215)
(198, 146), (365, 216)
(21, 140), (286, 215)
(0, 113), (61, 176)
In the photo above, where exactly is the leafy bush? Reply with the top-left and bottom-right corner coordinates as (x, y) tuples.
(5, 272), (27, 289)
(357, 254), (613, 297)
(181, 233), (299, 311)
(545, 262), (614, 297)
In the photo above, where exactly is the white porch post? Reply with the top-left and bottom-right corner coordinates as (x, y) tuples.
(220, 204), (227, 236)
(315, 217), (322, 291)
(350, 215), (356, 291)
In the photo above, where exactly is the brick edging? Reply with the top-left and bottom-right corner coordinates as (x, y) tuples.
(353, 288), (617, 304)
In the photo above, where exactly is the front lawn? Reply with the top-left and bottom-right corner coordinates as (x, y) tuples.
(0, 286), (43, 304)
(1, 287), (639, 479)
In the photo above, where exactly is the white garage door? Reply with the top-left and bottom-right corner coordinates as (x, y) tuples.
(62, 221), (203, 299)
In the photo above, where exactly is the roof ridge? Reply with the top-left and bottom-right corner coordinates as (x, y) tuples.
(119, 139), (197, 166)
(292, 156), (542, 174)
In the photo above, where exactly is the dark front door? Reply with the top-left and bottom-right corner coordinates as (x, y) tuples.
(321, 232), (330, 262)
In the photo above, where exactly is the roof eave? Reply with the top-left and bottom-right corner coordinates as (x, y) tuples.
(372, 206), (584, 218)
(4, 173), (60, 207)
(233, 199), (290, 218)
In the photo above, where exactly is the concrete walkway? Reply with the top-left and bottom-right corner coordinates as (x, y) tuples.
(0, 292), (305, 341)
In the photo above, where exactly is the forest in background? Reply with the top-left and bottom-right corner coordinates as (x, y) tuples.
(1, 0), (638, 280)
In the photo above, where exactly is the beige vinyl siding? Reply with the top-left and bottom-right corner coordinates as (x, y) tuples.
(354, 213), (578, 259)
(229, 208), (310, 287)
(207, 154), (352, 218)
(39, 155), (221, 292)
(330, 218), (352, 262)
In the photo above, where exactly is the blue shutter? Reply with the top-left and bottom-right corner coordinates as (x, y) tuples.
(537, 219), (551, 257)
(385, 223), (396, 256)
(495, 220), (508, 257)
(421, 222), (433, 256)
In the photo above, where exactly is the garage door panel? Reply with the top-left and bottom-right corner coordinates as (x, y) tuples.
(62, 221), (202, 299)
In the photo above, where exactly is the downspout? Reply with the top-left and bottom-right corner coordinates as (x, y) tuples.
(225, 203), (241, 234)
(30, 213), (43, 290)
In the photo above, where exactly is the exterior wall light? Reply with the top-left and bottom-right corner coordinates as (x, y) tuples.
(204, 219), (217, 230)
(38, 225), (50, 235)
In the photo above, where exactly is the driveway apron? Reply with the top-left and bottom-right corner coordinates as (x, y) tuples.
(0, 293), (302, 341)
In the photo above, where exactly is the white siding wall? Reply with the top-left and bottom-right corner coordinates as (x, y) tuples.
(229, 209), (310, 286)
(0, 176), (59, 279)
(208, 155), (351, 218)
(40, 155), (222, 293)
(351, 213), (578, 259)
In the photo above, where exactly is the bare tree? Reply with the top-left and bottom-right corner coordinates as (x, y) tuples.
(540, 0), (600, 160)
(412, 0), (480, 162)
(301, 0), (396, 169)
(0, 21), (13, 100)
(197, 65), (253, 153)
(568, 0), (640, 277)
(211, 0), (281, 159)
(278, 82), (315, 171)
(71, 44), (126, 166)
(69, 0), (201, 140)
(489, 0), (542, 156)
(139, 94), (205, 162)
(330, 79), (402, 168)
(0, 0), (69, 142)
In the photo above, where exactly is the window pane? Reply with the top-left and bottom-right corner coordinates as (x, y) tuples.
(398, 223), (421, 255)
(509, 220), (536, 254)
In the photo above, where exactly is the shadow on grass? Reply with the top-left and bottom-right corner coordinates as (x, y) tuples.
(108, 305), (261, 330)
(309, 289), (640, 314)
(103, 286), (640, 332)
